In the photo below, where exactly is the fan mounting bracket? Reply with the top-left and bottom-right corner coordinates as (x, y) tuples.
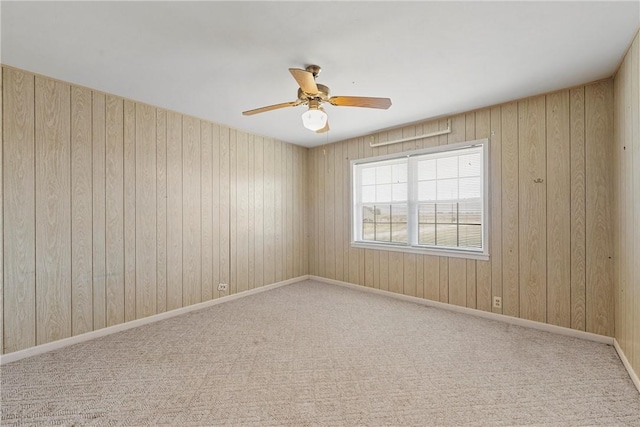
(305, 64), (321, 78)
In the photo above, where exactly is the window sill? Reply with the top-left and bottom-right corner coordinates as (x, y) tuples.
(350, 241), (490, 261)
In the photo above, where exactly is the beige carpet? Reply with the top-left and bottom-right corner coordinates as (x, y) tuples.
(1, 280), (639, 426)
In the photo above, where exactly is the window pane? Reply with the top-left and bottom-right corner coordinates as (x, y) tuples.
(459, 177), (481, 200)
(418, 159), (436, 180)
(376, 205), (391, 223)
(363, 223), (375, 241)
(459, 152), (481, 177)
(459, 225), (482, 248)
(437, 178), (458, 200)
(418, 203), (435, 223)
(393, 163), (407, 183)
(362, 185), (375, 203)
(376, 165), (392, 184)
(437, 156), (458, 179)
(418, 180), (436, 201)
(436, 224), (457, 247)
(391, 205), (408, 223)
(459, 200), (481, 224)
(392, 183), (407, 201)
(363, 206), (375, 223)
(375, 223), (391, 242)
(376, 184), (392, 202)
(361, 167), (376, 185)
(436, 203), (457, 224)
(419, 223), (436, 245)
(392, 223), (408, 243)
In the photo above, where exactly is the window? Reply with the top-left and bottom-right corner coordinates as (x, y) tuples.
(352, 139), (489, 260)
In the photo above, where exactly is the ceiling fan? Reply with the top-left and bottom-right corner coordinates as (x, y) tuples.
(242, 65), (392, 133)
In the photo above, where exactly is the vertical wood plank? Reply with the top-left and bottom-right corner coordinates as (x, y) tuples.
(35, 76), (71, 344)
(424, 256), (439, 301)
(287, 143), (294, 279)
(448, 259), (467, 306)
(105, 95), (124, 326)
(211, 124), (221, 294)
(364, 250), (374, 288)
(518, 96), (547, 323)
(585, 81), (614, 336)
(70, 86), (93, 335)
(389, 252), (404, 294)
(570, 88), (586, 330)
(123, 100), (136, 322)
(439, 257), (449, 303)
(274, 141), (284, 282)
(156, 109), (167, 312)
(201, 121), (213, 300)
(219, 126), (231, 294)
(546, 91), (571, 328)
(135, 103), (157, 319)
(182, 116), (201, 304)
(3, 68), (36, 352)
(166, 111), (183, 310)
(262, 137), (275, 285)
(490, 106), (503, 314)
(92, 92), (106, 330)
(254, 136), (264, 287)
(466, 259), (477, 309)
(403, 254), (417, 297)
(235, 131), (249, 292)
(501, 102), (519, 317)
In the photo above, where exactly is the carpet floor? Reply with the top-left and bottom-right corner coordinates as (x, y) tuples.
(1, 280), (639, 426)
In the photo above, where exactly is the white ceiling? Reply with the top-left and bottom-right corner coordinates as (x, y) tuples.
(2, 2), (638, 148)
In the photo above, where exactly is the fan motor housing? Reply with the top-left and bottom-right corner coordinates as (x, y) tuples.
(298, 83), (330, 103)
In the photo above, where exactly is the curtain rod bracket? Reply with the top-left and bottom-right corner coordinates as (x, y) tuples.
(369, 119), (452, 148)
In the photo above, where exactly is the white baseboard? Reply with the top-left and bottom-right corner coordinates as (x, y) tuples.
(309, 275), (614, 345)
(613, 338), (640, 394)
(0, 275), (310, 365)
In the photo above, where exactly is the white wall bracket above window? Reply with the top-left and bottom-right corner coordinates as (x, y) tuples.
(369, 119), (452, 148)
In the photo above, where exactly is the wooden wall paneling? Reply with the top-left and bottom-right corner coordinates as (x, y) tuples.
(631, 34), (640, 375)
(501, 102), (519, 317)
(465, 114), (478, 309)
(403, 254), (417, 297)
(415, 254), (423, 298)
(166, 111), (183, 309)
(235, 131), (249, 292)
(343, 142), (352, 284)
(475, 109), (492, 311)
(70, 86), (93, 335)
(254, 136), (264, 287)
(334, 142), (345, 282)
(35, 76), (72, 344)
(424, 256), (439, 301)
(286, 143), (294, 279)
(546, 91), (571, 327)
(3, 68), (36, 352)
(585, 81), (614, 336)
(490, 106), (503, 314)
(123, 100), (136, 322)
(200, 121), (213, 299)
(135, 103), (157, 319)
(324, 144), (336, 279)
(308, 147), (316, 275)
(365, 250), (374, 288)
(219, 126), (230, 294)
(247, 135), (255, 288)
(183, 116), (202, 303)
(0, 67), (3, 353)
(211, 124), (221, 294)
(570, 88), (586, 330)
(105, 95), (124, 326)
(92, 93), (107, 330)
(262, 138), (275, 285)
(439, 257), (449, 303)
(518, 96), (547, 323)
(632, 35), (640, 374)
(156, 109), (167, 312)
(388, 252), (404, 294)
(347, 140), (360, 284)
(274, 141), (284, 282)
(279, 141), (287, 281)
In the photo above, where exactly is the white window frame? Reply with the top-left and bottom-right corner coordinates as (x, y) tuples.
(350, 138), (490, 261)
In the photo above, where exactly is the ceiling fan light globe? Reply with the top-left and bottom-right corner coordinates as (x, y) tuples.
(301, 108), (328, 132)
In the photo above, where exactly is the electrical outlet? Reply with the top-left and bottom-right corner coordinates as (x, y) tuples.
(493, 296), (502, 309)
(217, 283), (228, 292)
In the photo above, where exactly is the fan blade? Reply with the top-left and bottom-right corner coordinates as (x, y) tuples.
(289, 68), (319, 95)
(316, 119), (330, 134)
(329, 96), (392, 109)
(242, 101), (298, 116)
